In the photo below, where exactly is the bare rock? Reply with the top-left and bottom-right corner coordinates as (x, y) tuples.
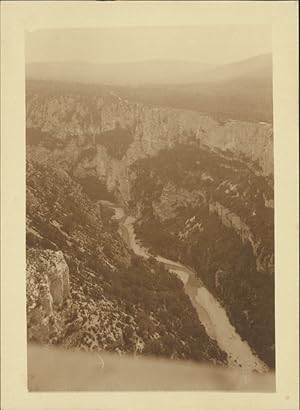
(27, 249), (71, 343)
(46, 250), (70, 307)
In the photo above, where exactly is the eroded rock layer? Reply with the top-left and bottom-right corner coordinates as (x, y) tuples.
(26, 79), (274, 368)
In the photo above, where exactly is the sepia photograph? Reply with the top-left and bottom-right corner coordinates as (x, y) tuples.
(1, 2), (298, 409)
(25, 24), (275, 391)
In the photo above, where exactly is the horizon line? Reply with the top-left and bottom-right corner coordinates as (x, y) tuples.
(26, 52), (272, 67)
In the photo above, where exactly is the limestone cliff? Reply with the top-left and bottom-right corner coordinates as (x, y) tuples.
(25, 79), (274, 367)
(26, 80), (273, 203)
(27, 249), (72, 343)
(130, 146), (275, 367)
(208, 201), (274, 274)
(26, 158), (226, 364)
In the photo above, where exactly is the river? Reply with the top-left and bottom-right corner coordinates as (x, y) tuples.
(99, 200), (269, 374)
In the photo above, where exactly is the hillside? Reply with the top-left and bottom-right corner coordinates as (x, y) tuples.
(130, 143), (275, 367)
(26, 54), (272, 123)
(26, 159), (226, 363)
(26, 78), (274, 371)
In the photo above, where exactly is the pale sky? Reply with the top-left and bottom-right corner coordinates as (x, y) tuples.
(26, 25), (272, 65)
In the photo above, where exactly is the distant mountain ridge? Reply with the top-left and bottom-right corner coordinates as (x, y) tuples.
(26, 54), (272, 86)
(26, 60), (215, 86)
(201, 53), (272, 83)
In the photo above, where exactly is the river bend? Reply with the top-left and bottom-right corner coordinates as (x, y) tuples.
(100, 200), (268, 374)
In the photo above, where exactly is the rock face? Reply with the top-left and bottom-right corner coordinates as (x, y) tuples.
(46, 250), (70, 307)
(151, 180), (273, 275)
(130, 141), (274, 275)
(208, 201), (274, 274)
(26, 81), (273, 202)
(129, 142), (275, 368)
(25, 79), (274, 368)
(26, 157), (226, 364)
(152, 182), (206, 222)
(27, 249), (71, 343)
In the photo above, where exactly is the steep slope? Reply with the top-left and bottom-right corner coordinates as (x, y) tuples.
(26, 54), (272, 123)
(202, 53), (272, 83)
(129, 143), (275, 368)
(26, 79), (273, 203)
(26, 159), (226, 364)
(26, 79), (274, 369)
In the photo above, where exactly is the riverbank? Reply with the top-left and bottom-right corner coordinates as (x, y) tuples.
(99, 200), (269, 374)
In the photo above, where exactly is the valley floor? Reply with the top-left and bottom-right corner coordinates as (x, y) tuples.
(100, 201), (269, 374)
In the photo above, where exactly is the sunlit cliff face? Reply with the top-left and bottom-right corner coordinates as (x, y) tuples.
(26, 82), (274, 272)
(26, 80), (275, 369)
(26, 83), (273, 201)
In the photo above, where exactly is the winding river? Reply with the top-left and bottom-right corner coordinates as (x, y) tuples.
(100, 200), (269, 374)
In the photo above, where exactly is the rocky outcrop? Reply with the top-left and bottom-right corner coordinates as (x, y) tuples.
(152, 182), (205, 222)
(128, 144), (275, 367)
(26, 158), (226, 364)
(46, 250), (70, 307)
(26, 82), (273, 202)
(143, 159), (273, 274)
(26, 249), (71, 343)
(25, 80), (274, 366)
(151, 192), (274, 274)
(26, 248), (136, 352)
(208, 201), (273, 273)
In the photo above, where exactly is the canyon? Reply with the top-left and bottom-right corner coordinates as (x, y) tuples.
(26, 80), (273, 200)
(102, 200), (268, 373)
(26, 78), (275, 371)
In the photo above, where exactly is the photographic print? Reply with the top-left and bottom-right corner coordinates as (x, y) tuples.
(25, 24), (276, 392)
(1, 1), (299, 408)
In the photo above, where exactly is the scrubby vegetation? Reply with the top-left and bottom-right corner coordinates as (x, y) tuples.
(25, 78), (274, 370)
(130, 143), (275, 368)
(27, 127), (68, 150)
(26, 159), (226, 364)
(95, 123), (133, 159)
(115, 79), (273, 124)
(76, 176), (116, 202)
(131, 142), (274, 261)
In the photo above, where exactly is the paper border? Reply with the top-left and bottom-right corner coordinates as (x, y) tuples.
(1, 2), (299, 409)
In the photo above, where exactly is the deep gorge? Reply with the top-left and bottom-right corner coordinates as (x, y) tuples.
(26, 79), (275, 369)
